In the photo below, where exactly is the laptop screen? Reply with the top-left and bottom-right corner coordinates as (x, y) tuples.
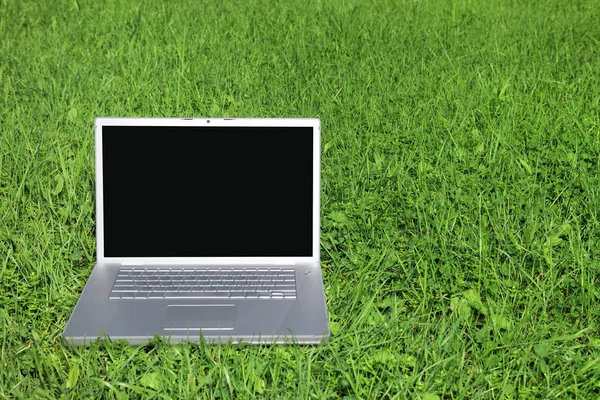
(102, 126), (313, 257)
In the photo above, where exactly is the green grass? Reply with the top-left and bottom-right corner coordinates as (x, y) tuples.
(1, 0), (600, 397)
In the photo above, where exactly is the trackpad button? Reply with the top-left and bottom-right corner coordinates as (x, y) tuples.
(163, 305), (237, 329)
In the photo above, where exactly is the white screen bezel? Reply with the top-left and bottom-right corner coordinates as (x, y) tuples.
(95, 117), (320, 265)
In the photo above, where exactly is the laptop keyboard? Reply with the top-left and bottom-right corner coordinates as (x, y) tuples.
(109, 267), (297, 300)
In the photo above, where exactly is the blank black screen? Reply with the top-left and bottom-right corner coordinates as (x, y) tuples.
(102, 126), (313, 257)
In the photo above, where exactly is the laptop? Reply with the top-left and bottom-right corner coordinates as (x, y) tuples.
(63, 118), (330, 345)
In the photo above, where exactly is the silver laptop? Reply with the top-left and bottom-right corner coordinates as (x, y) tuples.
(63, 117), (329, 345)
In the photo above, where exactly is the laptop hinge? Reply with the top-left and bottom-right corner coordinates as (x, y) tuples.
(120, 261), (144, 266)
(272, 259), (296, 265)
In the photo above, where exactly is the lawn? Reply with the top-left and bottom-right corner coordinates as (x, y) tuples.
(1, 0), (600, 398)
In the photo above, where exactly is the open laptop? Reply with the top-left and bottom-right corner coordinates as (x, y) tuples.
(63, 118), (329, 345)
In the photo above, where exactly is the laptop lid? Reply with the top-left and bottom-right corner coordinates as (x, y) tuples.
(95, 118), (320, 266)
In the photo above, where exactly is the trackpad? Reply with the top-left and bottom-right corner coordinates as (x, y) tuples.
(163, 305), (237, 329)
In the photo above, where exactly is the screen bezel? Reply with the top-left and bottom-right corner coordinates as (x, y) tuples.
(95, 117), (320, 265)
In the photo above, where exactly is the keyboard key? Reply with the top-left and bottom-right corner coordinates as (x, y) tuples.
(163, 291), (228, 298)
(112, 286), (137, 291)
(162, 292), (191, 298)
(208, 291), (230, 297)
